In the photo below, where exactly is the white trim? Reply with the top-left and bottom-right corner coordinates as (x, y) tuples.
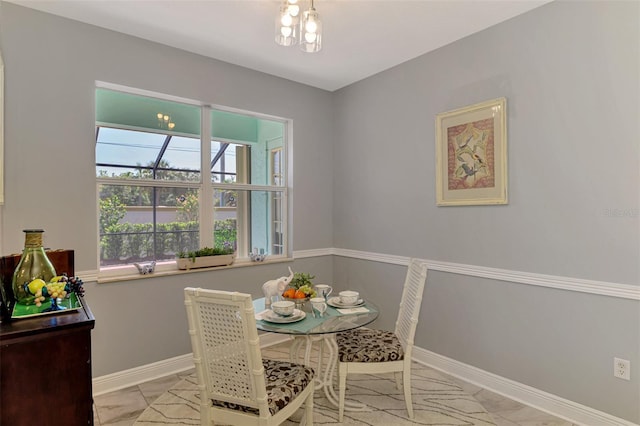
(333, 248), (640, 300)
(92, 333), (289, 396)
(78, 270), (99, 282)
(92, 353), (194, 396)
(82, 257), (293, 284)
(293, 248), (333, 258)
(412, 346), (638, 426)
(95, 81), (203, 106)
(83, 248), (638, 300)
(92, 337), (636, 426)
(258, 332), (290, 348)
(333, 248), (408, 265)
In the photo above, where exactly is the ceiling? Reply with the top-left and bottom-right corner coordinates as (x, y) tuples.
(7, 0), (552, 91)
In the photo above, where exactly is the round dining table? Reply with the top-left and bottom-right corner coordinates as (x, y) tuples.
(253, 297), (379, 410)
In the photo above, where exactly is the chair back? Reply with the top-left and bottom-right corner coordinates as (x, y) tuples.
(394, 259), (428, 352)
(184, 288), (270, 417)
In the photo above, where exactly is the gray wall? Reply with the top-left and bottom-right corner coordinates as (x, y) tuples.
(0, 2), (334, 375)
(332, 1), (639, 423)
(1, 1), (638, 423)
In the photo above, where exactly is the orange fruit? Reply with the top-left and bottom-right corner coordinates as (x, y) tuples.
(283, 288), (296, 298)
(294, 290), (307, 299)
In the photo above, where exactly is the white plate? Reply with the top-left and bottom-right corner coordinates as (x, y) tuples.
(327, 297), (365, 308)
(262, 309), (306, 324)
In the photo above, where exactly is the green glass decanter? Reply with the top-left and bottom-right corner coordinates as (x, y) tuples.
(11, 229), (57, 305)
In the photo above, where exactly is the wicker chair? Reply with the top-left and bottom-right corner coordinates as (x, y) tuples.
(336, 259), (428, 421)
(184, 288), (315, 426)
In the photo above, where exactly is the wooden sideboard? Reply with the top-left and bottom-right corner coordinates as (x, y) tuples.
(0, 250), (95, 426)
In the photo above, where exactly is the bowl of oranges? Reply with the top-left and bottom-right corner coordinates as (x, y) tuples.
(282, 287), (314, 302)
(281, 272), (317, 305)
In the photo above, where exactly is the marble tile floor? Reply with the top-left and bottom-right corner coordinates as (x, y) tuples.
(93, 342), (577, 426)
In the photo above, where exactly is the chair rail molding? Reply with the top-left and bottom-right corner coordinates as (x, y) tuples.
(332, 248), (640, 301)
(79, 247), (639, 300)
(293, 248), (333, 258)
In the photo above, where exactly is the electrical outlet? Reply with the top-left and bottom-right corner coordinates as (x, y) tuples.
(614, 357), (630, 380)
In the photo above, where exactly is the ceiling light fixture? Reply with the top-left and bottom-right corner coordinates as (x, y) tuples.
(275, 0), (322, 53)
(156, 112), (176, 130)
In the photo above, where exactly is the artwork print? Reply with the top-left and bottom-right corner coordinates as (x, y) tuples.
(435, 98), (507, 206)
(447, 119), (495, 190)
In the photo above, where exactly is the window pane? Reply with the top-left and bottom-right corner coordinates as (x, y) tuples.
(96, 128), (165, 178)
(271, 190), (284, 255)
(212, 189), (284, 256)
(271, 147), (283, 186)
(208, 112), (286, 187)
(211, 141), (240, 183)
(156, 136), (201, 181)
(97, 128), (201, 182)
(99, 184), (200, 267)
(213, 188), (238, 251)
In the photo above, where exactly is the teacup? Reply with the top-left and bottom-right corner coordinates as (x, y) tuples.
(310, 297), (327, 318)
(339, 290), (359, 305)
(314, 284), (333, 300)
(271, 300), (295, 317)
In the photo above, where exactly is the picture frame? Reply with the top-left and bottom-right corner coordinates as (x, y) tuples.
(435, 97), (507, 206)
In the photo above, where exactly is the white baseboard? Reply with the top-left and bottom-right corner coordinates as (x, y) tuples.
(412, 346), (638, 426)
(92, 353), (194, 396)
(92, 333), (290, 396)
(93, 338), (635, 426)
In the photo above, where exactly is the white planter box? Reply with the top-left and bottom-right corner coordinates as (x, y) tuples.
(176, 254), (235, 270)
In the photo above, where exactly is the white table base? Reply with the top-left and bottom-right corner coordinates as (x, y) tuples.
(289, 335), (370, 411)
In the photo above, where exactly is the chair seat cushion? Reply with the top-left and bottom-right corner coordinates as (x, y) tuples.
(337, 328), (405, 363)
(211, 359), (314, 416)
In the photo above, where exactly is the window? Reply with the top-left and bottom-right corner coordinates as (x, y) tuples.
(95, 87), (289, 275)
(270, 147), (284, 255)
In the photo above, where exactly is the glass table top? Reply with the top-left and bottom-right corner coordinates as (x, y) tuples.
(253, 297), (379, 336)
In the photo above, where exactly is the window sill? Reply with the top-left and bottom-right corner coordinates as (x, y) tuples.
(97, 257), (293, 284)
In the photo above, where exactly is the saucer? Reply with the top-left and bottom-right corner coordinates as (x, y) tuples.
(327, 297), (365, 308)
(262, 309), (306, 323)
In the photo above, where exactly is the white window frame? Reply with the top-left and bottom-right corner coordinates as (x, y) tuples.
(95, 82), (291, 280)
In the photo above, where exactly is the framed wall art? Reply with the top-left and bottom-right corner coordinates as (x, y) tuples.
(435, 97), (507, 206)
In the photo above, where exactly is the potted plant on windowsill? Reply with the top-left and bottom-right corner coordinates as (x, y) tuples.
(176, 247), (236, 270)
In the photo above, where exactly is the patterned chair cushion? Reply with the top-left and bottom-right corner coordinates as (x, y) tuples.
(337, 328), (405, 363)
(211, 359), (314, 416)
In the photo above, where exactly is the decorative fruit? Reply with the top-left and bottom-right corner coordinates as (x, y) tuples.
(293, 290), (307, 299)
(27, 278), (47, 296)
(282, 288), (296, 299)
(22, 274), (85, 307)
(297, 285), (317, 298)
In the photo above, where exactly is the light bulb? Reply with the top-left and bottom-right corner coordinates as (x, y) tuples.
(304, 32), (317, 43)
(157, 113), (163, 119)
(281, 26), (292, 37)
(280, 13), (292, 27)
(288, 4), (299, 17)
(305, 19), (317, 33)
(168, 122), (176, 129)
(163, 115), (170, 122)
